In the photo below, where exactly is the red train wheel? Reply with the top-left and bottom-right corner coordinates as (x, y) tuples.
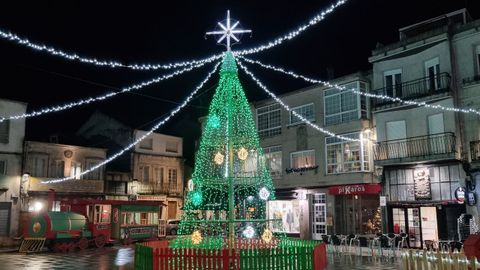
(95, 235), (105, 248)
(66, 242), (75, 252)
(52, 242), (62, 253)
(78, 237), (88, 250)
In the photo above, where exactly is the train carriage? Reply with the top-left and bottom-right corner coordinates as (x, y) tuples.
(21, 197), (166, 253)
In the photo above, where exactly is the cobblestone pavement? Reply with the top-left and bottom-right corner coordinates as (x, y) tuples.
(0, 246), (401, 270)
(0, 245), (135, 270)
(327, 254), (401, 269)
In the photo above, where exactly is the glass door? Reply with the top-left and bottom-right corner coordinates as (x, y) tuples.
(311, 194), (327, 240)
(407, 208), (422, 248)
(425, 58), (440, 91)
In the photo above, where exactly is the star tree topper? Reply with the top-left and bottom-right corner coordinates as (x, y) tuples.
(206, 10), (252, 51)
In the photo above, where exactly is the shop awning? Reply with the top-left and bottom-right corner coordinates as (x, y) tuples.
(328, 184), (381, 195)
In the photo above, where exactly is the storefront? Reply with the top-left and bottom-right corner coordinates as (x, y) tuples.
(329, 184), (382, 235)
(383, 163), (467, 248)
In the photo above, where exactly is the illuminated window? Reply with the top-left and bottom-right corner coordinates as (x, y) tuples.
(264, 146), (282, 179)
(70, 161), (82, 179)
(326, 132), (371, 174)
(94, 205), (111, 224)
(290, 150), (315, 168)
(290, 103), (314, 125)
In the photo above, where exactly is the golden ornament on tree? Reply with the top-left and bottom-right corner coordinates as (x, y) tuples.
(237, 147), (249, 160)
(191, 230), (203, 245)
(214, 152), (224, 165)
(261, 228), (273, 243)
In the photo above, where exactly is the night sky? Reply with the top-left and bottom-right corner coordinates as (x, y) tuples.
(0, 0), (479, 165)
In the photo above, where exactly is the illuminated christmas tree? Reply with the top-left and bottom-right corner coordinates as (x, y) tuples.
(171, 51), (282, 248)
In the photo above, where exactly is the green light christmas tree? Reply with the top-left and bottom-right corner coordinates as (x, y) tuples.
(171, 51), (283, 249)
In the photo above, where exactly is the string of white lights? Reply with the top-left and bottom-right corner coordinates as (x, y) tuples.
(43, 60), (221, 183)
(0, 28), (223, 70)
(236, 59), (359, 142)
(0, 1), (348, 70)
(234, 0), (348, 56)
(0, 60), (211, 123)
(239, 56), (480, 116)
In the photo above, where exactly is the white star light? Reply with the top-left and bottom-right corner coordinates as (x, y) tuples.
(206, 10), (251, 51)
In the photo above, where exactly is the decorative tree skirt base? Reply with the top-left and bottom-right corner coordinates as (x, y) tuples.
(135, 238), (326, 270)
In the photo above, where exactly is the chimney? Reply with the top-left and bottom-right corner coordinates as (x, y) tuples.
(326, 68), (335, 80)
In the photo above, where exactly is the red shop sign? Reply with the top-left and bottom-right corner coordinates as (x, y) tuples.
(328, 184), (382, 195)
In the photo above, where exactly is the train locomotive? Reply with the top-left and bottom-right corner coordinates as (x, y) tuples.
(21, 198), (166, 253)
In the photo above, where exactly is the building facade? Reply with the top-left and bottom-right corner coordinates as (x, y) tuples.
(23, 141), (107, 211)
(132, 130), (184, 220)
(253, 72), (380, 239)
(0, 99), (27, 242)
(369, 9), (480, 247)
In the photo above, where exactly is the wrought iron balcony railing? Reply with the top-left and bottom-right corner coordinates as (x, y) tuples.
(462, 75), (480, 86)
(372, 73), (451, 108)
(470, 140), (480, 162)
(137, 182), (182, 196)
(374, 132), (456, 162)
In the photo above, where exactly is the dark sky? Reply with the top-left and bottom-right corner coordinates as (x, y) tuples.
(0, 0), (479, 164)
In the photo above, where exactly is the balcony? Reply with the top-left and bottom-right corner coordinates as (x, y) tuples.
(137, 182), (182, 196)
(463, 75), (480, 86)
(372, 73), (451, 108)
(374, 132), (456, 165)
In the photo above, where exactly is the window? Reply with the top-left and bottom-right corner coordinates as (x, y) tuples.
(476, 45), (480, 75)
(53, 160), (65, 178)
(257, 104), (281, 138)
(70, 161), (82, 180)
(425, 58), (440, 90)
(139, 165), (151, 182)
(154, 167), (164, 186)
(326, 132), (370, 174)
(139, 138), (153, 150)
(107, 181), (127, 194)
(168, 168), (177, 189)
(312, 193), (327, 238)
(0, 120), (9, 144)
(386, 120), (406, 141)
(121, 212), (158, 226)
(264, 146), (282, 179)
(0, 160), (6, 175)
(384, 69), (402, 97)
(290, 150), (315, 168)
(166, 141), (178, 153)
(85, 159), (101, 180)
(290, 103), (314, 125)
(94, 204), (111, 224)
(31, 154), (48, 177)
(324, 81), (368, 126)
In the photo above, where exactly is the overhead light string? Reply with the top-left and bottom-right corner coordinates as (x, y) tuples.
(239, 56), (480, 116)
(0, 59), (212, 123)
(236, 59), (359, 142)
(0, 28), (223, 70)
(42, 60), (222, 183)
(234, 0), (348, 56)
(0, 0), (348, 69)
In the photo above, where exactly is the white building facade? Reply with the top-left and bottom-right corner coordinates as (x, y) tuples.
(0, 98), (26, 243)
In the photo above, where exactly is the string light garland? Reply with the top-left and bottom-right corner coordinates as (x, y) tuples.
(41, 61), (221, 183)
(239, 56), (480, 116)
(236, 60), (360, 142)
(0, 28), (223, 70)
(0, 60), (210, 123)
(0, 0), (348, 70)
(234, 0), (348, 56)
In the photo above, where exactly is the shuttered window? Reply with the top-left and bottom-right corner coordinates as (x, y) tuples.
(386, 120), (406, 141)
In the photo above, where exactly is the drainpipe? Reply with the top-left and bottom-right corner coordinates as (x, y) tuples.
(446, 18), (466, 161)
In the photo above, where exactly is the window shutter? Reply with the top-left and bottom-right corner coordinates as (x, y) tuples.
(386, 121), (406, 141)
